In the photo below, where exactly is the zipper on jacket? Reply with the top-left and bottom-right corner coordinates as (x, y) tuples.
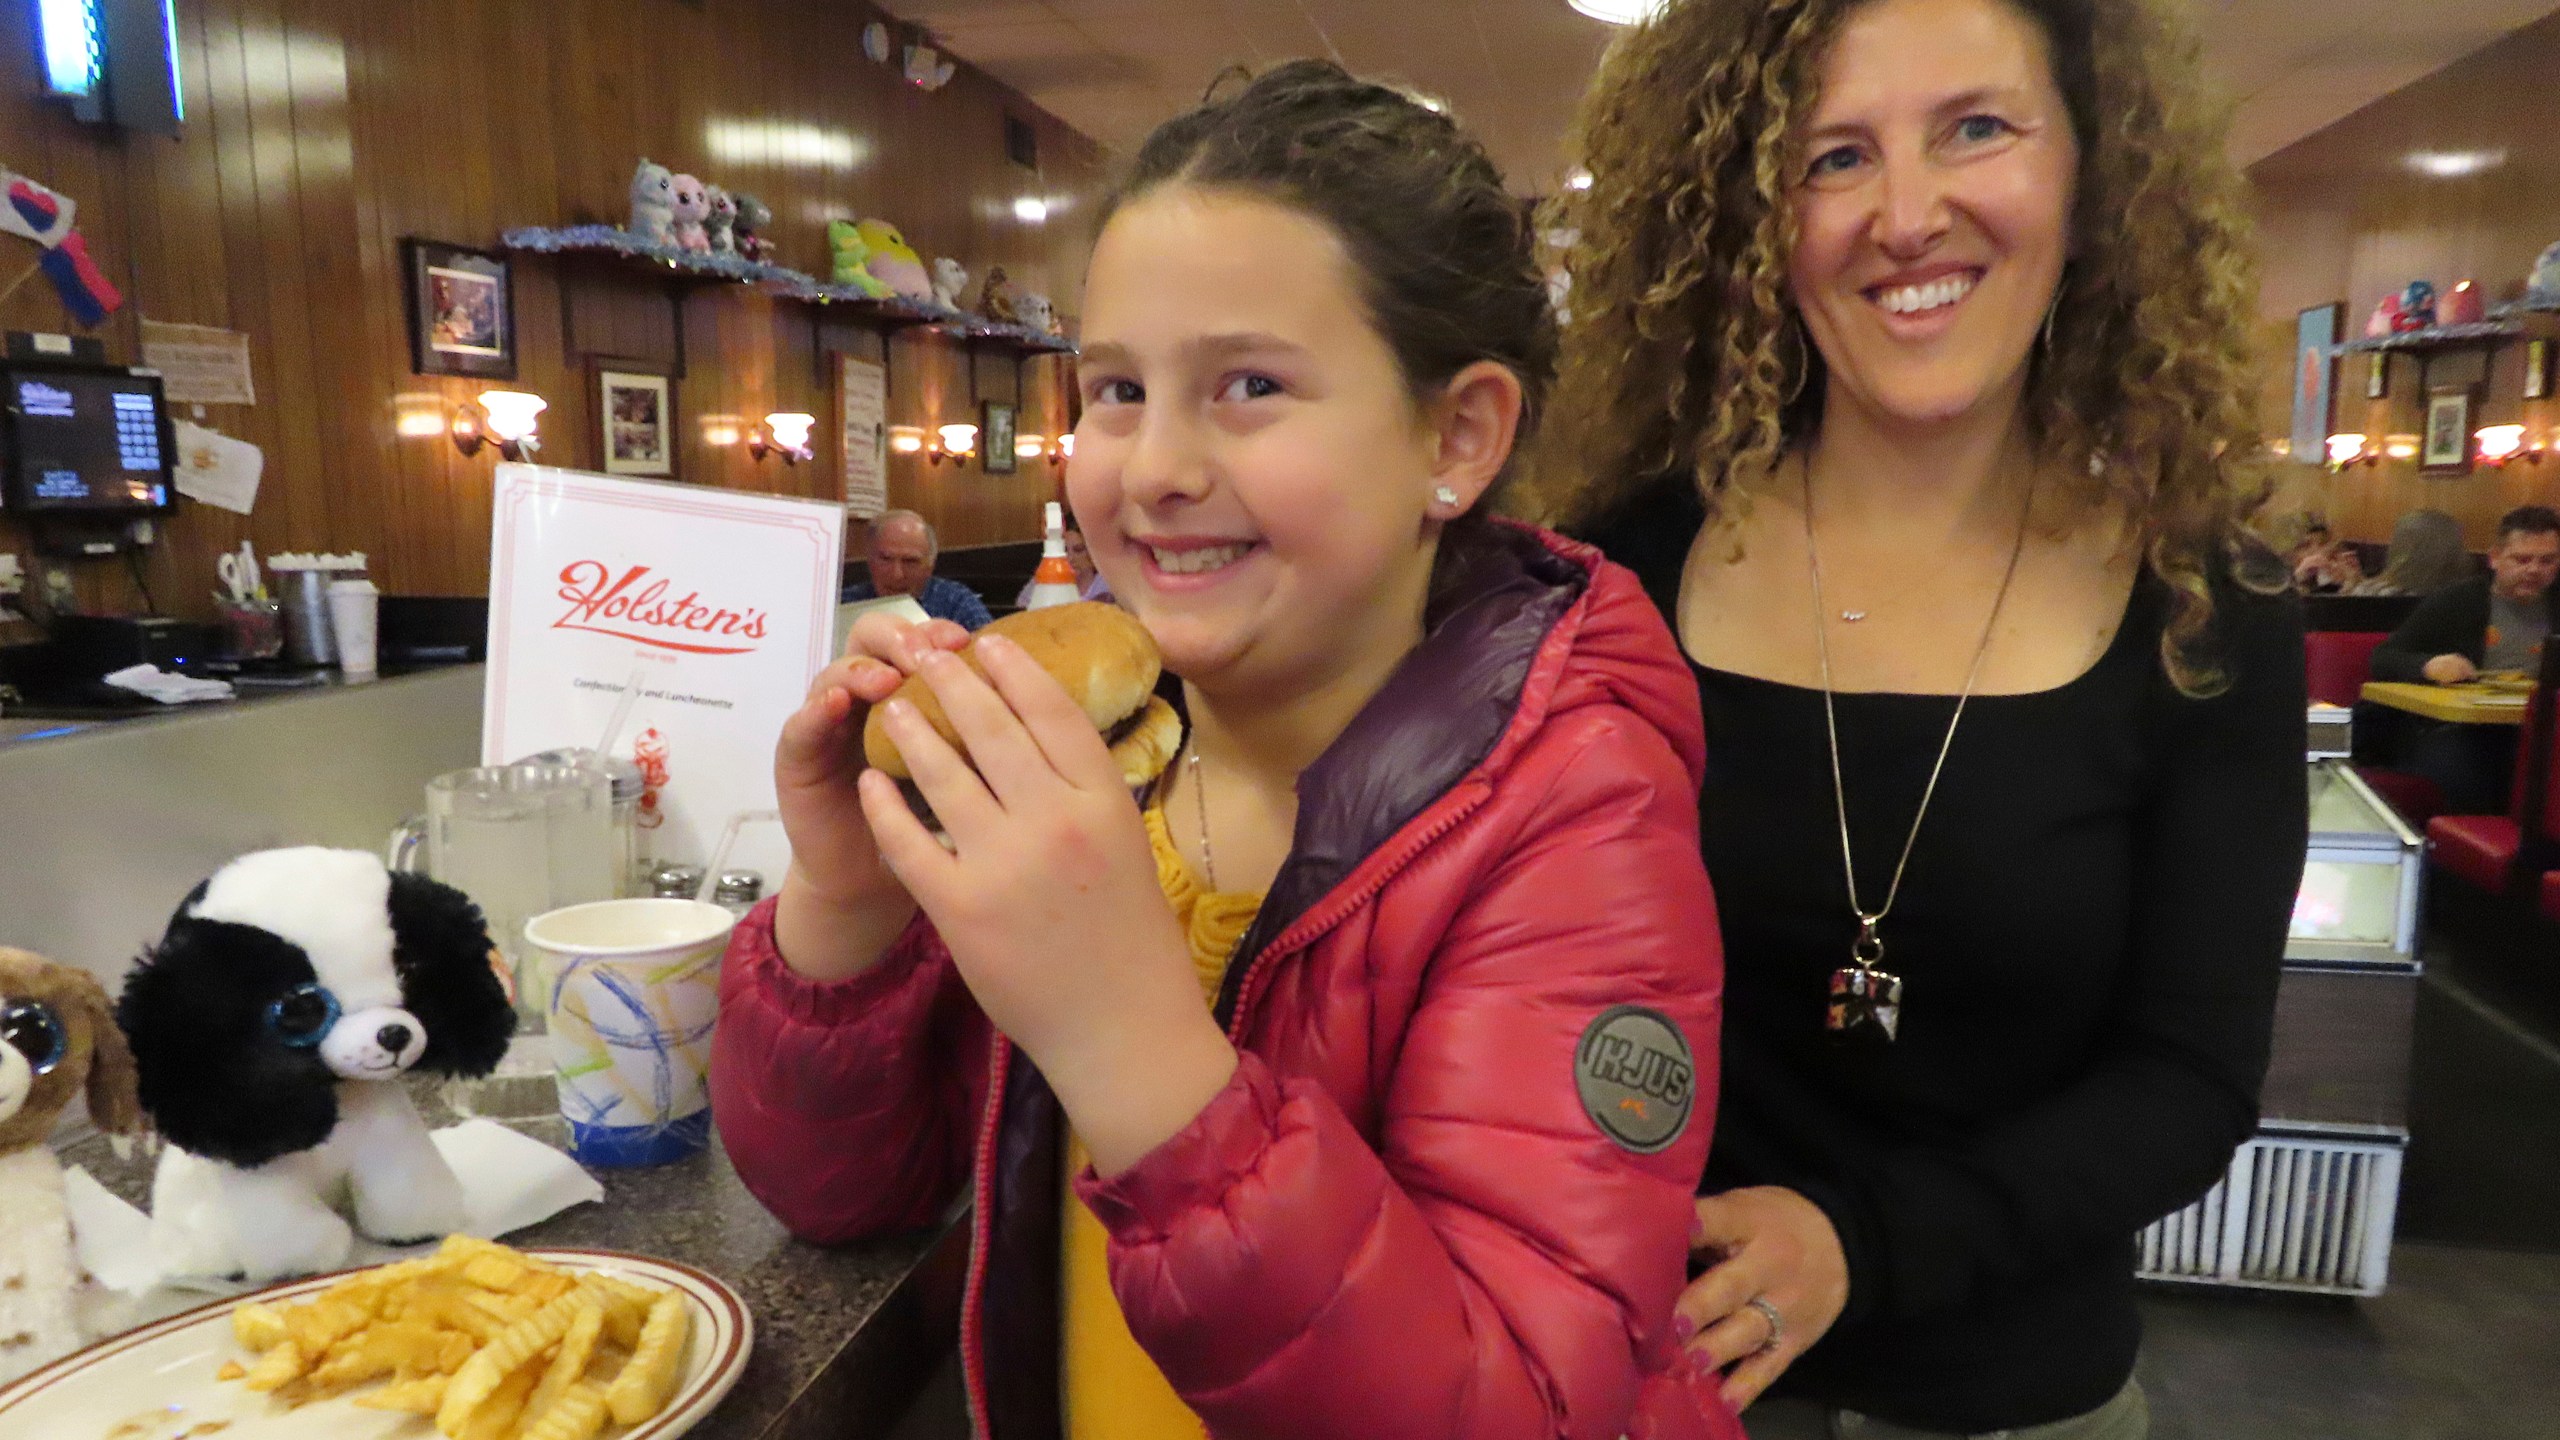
(1222, 782), (1492, 1044)
(960, 1032), (1012, 1438)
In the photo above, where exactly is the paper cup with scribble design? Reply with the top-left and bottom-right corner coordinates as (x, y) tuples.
(523, 898), (735, 1167)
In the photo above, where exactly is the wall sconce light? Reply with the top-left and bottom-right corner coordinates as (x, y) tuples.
(750, 411), (817, 464)
(928, 422), (979, 466)
(459, 390), (547, 461)
(702, 414), (745, 447)
(2383, 434), (2419, 463)
(1016, 432), (1049, 461)
(2324, 433), (2368, 469)
(2478, 424), (2528, 466)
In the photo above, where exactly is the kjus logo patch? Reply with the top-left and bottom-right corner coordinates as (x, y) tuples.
(1574, 1005), (1695, 1154)
(552, 561), (770, 655)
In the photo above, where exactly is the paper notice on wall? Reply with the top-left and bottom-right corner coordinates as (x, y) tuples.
(140, 320), (257, 406)
(839, 353), (888, 519)
(171, 420), (263, 514)
(483, 465), (846, 885)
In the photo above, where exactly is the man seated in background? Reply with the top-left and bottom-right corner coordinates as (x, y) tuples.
(2371, 504), (2560, 811)
(843, 508), (994, 630)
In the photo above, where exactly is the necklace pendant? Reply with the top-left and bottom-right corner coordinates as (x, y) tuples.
(1840, 610), (1868, 623)
(1827, 963), (1903, 1042)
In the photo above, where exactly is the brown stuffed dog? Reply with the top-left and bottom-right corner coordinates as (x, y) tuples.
(0, 947), (143, 1382)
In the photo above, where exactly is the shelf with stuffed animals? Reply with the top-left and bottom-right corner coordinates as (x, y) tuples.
(502, 160), (1075, 359)
(2334, 279), (2527, 355)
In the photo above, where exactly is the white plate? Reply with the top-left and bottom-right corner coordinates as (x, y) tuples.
(0, 1247), (752, 1439)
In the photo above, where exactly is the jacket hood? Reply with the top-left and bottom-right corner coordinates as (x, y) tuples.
(1215, 521), (1706, 1021)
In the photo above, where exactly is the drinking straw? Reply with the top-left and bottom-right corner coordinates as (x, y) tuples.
(593, 662), (647, 757)
(696, 809), (780, 904)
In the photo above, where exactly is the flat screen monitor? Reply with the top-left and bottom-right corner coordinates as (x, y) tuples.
(0, 365), (173, 514)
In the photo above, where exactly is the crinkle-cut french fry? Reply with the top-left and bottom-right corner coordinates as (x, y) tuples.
(456, 1359), (541, 1440)
(462, 1251), (528, 1291)
(605, 1291), (689, 1425)
(242, 1340), (307, 1392)
(283, 1296), (370, 1353)
(232, 1301), (288, 1352)
(584, 1275), (656, 1348)
(512, 1269), (578, 1303)
(436, 1289), (585, 1435)
(521, 1379), (612, 1440)
(353, 1374), (450, 1413)
(526, 1297), (605, 1422)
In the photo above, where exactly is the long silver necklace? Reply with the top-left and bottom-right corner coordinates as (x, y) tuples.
(1185, 747), (1218, 890)
(1802, 463), (2032, 1043)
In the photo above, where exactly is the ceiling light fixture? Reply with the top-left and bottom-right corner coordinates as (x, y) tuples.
(1567, 0), (1670, 23)
(1567, 170), (1594, 192)
(1014, 196), (1049, 224)
(2405, 149), (2508, 179)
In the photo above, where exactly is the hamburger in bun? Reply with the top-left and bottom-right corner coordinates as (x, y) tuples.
(863, 602), (1183, 827)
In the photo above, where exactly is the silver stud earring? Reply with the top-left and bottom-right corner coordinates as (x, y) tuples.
(1433, 485), (1460, 507)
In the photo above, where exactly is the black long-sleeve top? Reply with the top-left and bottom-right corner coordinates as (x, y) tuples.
(1587, 483), (2307, 1432)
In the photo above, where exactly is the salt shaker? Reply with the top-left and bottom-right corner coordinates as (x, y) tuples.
(712, 870), (765, 917)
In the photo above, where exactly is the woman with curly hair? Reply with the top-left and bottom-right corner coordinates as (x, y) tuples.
(1537, 1), (2307, 1436)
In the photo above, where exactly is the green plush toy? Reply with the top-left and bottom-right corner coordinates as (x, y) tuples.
(827, 220), (894, 298)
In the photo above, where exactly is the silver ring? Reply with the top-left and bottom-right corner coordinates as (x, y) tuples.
(1744, 1296), (1784, 1354)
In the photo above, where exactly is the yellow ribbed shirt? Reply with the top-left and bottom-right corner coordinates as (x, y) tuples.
(1060, 803), (1264, 1440)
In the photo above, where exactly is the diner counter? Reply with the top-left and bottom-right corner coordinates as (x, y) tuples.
(56, 1104), (965, 1440)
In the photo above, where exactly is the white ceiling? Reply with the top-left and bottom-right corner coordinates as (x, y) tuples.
(879, 0), (2560, 189)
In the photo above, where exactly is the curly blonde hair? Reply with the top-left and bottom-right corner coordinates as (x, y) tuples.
(1525, 0), (2274, 694)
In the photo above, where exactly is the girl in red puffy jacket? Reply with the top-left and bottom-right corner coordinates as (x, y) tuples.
(711, 60), (1742, 1440)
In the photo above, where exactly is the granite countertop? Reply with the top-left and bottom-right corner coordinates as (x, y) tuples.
(58, 1097), (965, 1440)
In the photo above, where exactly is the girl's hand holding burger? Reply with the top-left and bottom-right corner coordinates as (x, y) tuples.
(770, 613), (971, 983)
(861, 627), (1237, 1178)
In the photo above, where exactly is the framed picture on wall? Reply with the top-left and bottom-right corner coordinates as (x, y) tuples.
(2422, 387), (2473, 474)
(403, 240), (515, 379)
(2366, 351), (2390, 401)
(980, 400), (1018, 475)
(2290, 304), (2340, 466)
(2529, 339), (2552, 402)
(592, 359), (675, 478)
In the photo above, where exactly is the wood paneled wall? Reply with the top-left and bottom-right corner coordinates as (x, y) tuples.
(0, 0), (1105, 630)
(2247, 10), (2560, 548)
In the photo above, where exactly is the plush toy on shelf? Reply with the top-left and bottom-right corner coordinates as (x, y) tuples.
(120, 848), (516, 1282)
(2534, 241), (2560, 299)
(931, 257), (970, 310)
(1017, 291), (1057, 336)
(733, 193), (774, 263)
(828, 220), (894, 298)
(976, 264), (1023, 323)
(855, 219), (933, 301)
(2364, 292), (2400, 338)
(2443, 279), (2485, 326)
(629, 159), (677, 246)
(704, 185), (738, 256)
(0, 946), (143, 1384)
(668, 174), (712, 253)
(2390, 280), (2438, 334)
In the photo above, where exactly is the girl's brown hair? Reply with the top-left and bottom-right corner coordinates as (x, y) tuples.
(1100, 60), (1557, 516)
(1527, 0), (2273, 693)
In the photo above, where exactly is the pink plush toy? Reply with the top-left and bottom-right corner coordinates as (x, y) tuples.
(669, 174), (712, 254)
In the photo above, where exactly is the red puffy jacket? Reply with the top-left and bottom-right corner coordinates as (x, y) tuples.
(711, 525), (1744, 1440)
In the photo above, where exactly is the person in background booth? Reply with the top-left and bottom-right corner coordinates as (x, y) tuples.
(2347, 507), (2470, 598)
(2370, 504), (2560, 812)
(845, 509), (996, 630)
(1536, 0), (2304, 1435)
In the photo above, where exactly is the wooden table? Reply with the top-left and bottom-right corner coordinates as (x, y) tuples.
(2359, 680), (2530, 726)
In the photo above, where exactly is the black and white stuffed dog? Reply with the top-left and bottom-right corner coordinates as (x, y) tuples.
(118, 847), (515, 1281)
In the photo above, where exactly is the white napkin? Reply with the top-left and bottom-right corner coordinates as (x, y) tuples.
(65, 1120), (606, 1309)
(101, 663), (235, 705)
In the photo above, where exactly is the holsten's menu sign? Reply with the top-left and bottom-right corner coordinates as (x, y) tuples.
(485, 463), (845, 885)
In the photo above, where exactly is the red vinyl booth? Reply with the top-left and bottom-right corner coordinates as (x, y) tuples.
(2305, 630), (2447, 823)
(2428, 666), (2560, 895)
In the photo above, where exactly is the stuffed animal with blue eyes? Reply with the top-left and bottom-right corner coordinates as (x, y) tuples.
(117, 848), (514, 1282)
(0, 946), (141, 1381)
